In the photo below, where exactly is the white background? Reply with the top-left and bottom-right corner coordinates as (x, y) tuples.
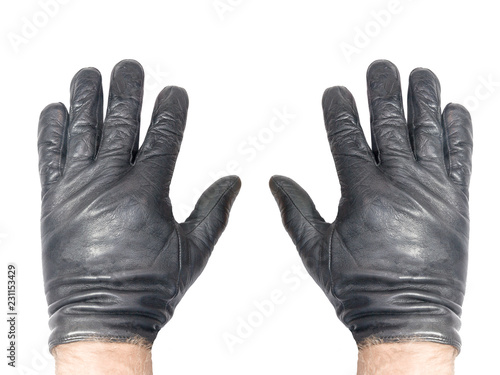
(1, 0), (498, 373)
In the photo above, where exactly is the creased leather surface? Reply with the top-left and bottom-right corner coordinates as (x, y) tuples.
(270, 60), (472, 350)
(38, 60), (241, 349)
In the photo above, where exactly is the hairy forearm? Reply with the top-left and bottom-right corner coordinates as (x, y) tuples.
(53, 341), (153, 375)
(357, 342), (456, 375)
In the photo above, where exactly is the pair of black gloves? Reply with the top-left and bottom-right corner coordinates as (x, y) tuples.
(38, 59), (472, 352)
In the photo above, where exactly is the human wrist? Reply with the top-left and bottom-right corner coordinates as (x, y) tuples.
(357, 341), (456, 375)
(53, 341), (153, 375)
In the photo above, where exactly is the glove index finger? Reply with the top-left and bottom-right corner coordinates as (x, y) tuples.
(136, 86), (189, 186)
(443, 103), (473, 190)
(322, 86), (376, 188)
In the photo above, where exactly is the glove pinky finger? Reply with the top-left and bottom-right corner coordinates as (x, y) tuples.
(38, 102), (68, 194)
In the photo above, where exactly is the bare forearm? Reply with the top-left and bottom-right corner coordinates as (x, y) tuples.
(53, 342), (153, 375)
(357, 342), (456, 375)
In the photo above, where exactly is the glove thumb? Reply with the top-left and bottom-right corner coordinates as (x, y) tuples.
(181, 175), (241, 251)
(269, 175), (329, 254)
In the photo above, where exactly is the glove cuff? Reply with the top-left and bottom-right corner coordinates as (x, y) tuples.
(349, 313), (462, 352)
(48, 311), (163, 351)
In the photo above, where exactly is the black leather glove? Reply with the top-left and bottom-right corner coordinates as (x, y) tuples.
(270, 60), (472, 350)
(38, 60), (241, 350)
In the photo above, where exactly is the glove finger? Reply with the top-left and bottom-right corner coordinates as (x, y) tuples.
(269, 175), (329, 257)
(181, 175), (241, 258)
(407, 68), (446, 171)
(367, 60), (413, 164)
(442, 103), (473, 190)
(322, 86), (376, 190)
(99, 60), (144, 163)
(38, 102), (68, 195)
(66, 67), (103, 166)
(136, 86), (188, 187)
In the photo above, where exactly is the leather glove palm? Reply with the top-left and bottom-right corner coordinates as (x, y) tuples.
(38, 60), (241, 349)
(270, 60), (472, 350)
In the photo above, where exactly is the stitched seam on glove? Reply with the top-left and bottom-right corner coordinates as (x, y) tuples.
(273, 180), (324, 236)
(183, 179), (239, 235)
